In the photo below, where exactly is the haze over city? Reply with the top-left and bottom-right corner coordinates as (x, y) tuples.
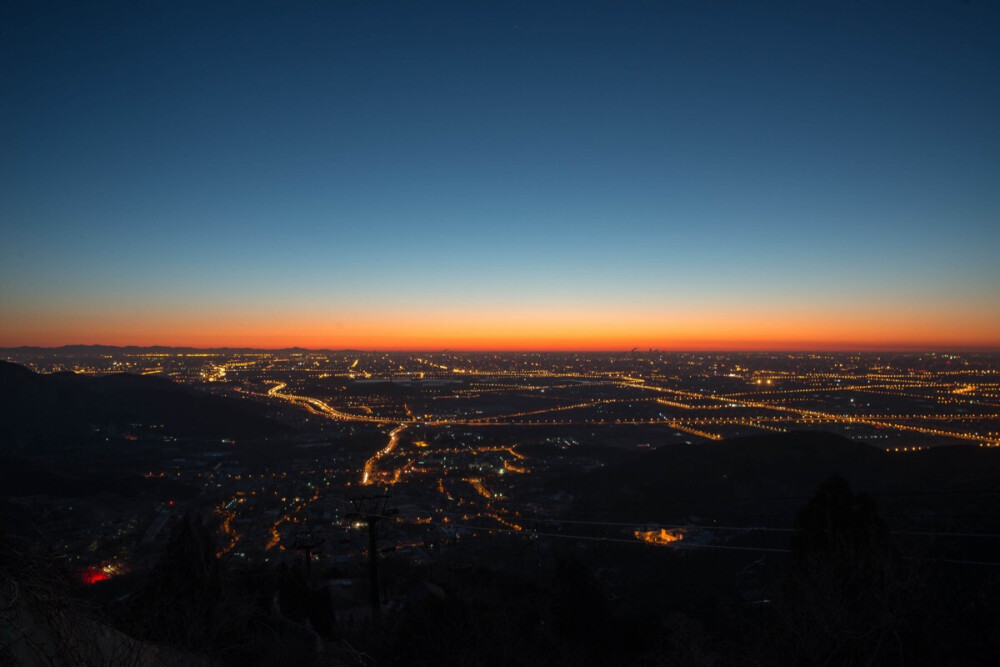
(2, 1), (998, 351)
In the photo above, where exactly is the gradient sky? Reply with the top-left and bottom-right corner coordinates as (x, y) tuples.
(2, 1), (998, 350)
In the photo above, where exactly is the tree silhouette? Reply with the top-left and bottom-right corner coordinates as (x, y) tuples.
(126, 512), (224, 651)
(777, 475), (907, 664)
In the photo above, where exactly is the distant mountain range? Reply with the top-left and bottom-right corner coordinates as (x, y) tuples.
(0, 360), (291, 443)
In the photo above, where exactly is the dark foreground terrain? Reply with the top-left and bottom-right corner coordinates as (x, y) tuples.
(4, 442), (999, 665)
(2, 362), (999, 665)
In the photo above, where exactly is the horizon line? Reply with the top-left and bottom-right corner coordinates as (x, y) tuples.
(3, 343), (1000, 355)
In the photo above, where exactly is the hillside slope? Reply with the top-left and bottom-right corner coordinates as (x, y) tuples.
(0, 360), (290, 442)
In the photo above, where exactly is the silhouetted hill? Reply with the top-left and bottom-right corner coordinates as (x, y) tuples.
(0, 344), (363, 355)
(0, 361), (291, 443)
(565, 431), (1000, 530)
(0, 456), (198, 502)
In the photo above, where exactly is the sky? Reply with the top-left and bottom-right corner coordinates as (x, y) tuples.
(1, 1), (998, 351)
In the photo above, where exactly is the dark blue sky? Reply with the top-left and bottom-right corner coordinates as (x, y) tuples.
(2, 1), (998, 349)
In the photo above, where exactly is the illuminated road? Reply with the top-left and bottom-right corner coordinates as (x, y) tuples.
(265, 486), (321, 551)
(361, 423), (410, 485)
(303, 369), (1000, 447)
(267, 382), (397, 424)
(266, 366), (1000, 499)
(266, 382), (423, 488)
(627, 381), (1000, 446)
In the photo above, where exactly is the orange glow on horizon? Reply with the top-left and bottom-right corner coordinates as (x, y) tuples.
(3, 301), (998, 352)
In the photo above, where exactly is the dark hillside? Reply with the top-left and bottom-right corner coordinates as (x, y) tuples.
(564, 432), (1000, 531)
(0, 360), (291, 443)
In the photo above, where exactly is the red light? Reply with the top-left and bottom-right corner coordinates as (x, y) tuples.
(78, 569), (110, 585)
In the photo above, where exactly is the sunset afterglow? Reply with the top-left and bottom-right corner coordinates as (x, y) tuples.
(3, 296), (997, 351)
(1, 2), (997, 352)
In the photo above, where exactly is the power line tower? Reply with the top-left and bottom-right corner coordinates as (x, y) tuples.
(346, 489), (397, 623)
(290, 527), (325, 577)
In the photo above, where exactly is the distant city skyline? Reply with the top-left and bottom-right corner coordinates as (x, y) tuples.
(2, 1), (998, 351)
